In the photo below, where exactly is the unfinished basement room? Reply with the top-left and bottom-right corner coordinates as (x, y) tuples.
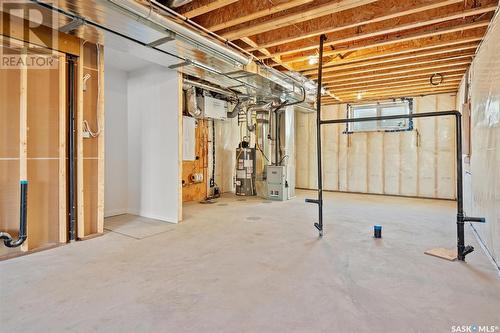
(1, 0), (500, 332)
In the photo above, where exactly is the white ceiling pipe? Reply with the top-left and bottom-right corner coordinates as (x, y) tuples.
(106, 0), (251, 66)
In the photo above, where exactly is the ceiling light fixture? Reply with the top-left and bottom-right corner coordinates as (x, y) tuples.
(308, 56), (319, 65)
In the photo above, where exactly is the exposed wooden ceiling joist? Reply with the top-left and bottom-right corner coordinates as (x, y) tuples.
(329, 86), (459, 101)
(176, 0), (239, 18)
(322, 88), (459, 105)
(309, 50), (475, 79)
(300, 42), (479, 76)
(291, 31), (484, 71)
(262, 7), (496, 59)
(327, 73), (465, 91)
(334, 81), (461, 97)
(247, 0), (465, 52)
(194, 0), (314, 32)
(323, 65), (469, 85)
(220, 0), (378, 41)
(322, 59), (471, 84)
(281, 19), (490, 66)
(169, 0), (498, 103)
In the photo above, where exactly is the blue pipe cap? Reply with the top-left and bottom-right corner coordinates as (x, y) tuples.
(20, 180), (28, 185)
(374, 225), (382, 230)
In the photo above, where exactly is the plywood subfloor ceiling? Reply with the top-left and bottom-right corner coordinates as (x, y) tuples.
(168, 0), (498, 104)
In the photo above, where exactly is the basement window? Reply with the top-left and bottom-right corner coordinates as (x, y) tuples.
(346, 99), (414, 133)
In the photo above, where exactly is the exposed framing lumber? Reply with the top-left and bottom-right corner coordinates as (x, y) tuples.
(324, 68), (468, 87)
(58, 54), (67, 243)
(334, 82), (460, 98)
(323, 88), (458, 104)
(264, 11), (495, 61)
(322, 60), (471, 84)
(178, 0), (238, 19)
(328, 73), (465, 91)
(199, 0), (314, 32)
(291, 31), (485, 71)
(239, 37), (293, 71)
(96, 44), (105, 234)
(280, 20), (491, 64)
(19, 47), (28, 252)
(248, 0), (464, 51)
(311, 51), (474, 79)
(221, 0), (378, 40)
(332, 79), (462, 95)
(77, 40), (85, 239)
(302, 42), (479, 76)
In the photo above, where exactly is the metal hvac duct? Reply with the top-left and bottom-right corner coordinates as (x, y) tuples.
(165, 0), (192, 8)
(107, 0), (251, 66)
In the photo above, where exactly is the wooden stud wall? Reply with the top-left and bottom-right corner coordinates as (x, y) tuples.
(182, 119), (208, 203)
(0, 16), (104, 258)
(78, 42), (104, 238)
(0, 40), (67, 258)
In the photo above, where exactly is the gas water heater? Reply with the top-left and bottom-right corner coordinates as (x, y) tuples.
(235, 142), (256, 196)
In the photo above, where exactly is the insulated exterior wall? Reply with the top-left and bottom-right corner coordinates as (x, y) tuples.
(295, 93), (456, 199)
(460, 10), (500, 265)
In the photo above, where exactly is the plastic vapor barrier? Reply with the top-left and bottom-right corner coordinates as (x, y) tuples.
(465, 9), (500, 264)
(295, 93), (457, 200)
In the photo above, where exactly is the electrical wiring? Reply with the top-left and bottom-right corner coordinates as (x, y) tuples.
(82, 43), (102, 138)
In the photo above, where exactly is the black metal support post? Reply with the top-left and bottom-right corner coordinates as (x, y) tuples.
(68, 56), (77, 241)
(310, 110), (485, 261)
(305, 34), (327, 237)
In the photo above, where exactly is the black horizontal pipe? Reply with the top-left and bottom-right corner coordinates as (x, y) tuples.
(0, 180), (28, 248)
(320, 110), (460, 125)
(309, 109), (485, 261)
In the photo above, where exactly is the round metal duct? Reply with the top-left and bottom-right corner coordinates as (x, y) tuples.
(164, 0), (192, 8)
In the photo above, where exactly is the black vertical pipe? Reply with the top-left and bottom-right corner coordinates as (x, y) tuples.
(315, 35), (327, 236)
(68, 56), (76, 241)
(275, 109), (280, 165)
(455, 114), (466, 260)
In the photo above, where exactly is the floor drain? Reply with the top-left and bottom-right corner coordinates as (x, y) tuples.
(237, 198), (247, 201)
(218, 203), (228, 207)
(261, 201), (273, 204)
(246, 216), (261, 221)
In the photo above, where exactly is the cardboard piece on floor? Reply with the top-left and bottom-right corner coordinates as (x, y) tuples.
(424, 248), (457, 261)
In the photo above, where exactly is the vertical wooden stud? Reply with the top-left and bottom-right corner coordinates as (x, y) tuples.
(96, 44), (105, 233)
(59, 54), (67, 243)
(19, 47), (28, 252)
(77, 41), (85, 238)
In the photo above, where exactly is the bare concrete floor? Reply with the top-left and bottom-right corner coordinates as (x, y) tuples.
(1, 190), (499, 333)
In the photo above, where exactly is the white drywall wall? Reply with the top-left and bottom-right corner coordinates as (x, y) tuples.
(296, 93), (457, 199)
(104, 46), (181, 223)
(127, 65), (180, 222)
(104, 66), (129, 217)
(458, 10), (500, 267)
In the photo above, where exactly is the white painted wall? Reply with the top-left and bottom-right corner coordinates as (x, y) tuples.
(105, 56), (180, 223)
(104, 66), (129, 217)
(127, 66), (180, 222)
(296, 93), (457, 199)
